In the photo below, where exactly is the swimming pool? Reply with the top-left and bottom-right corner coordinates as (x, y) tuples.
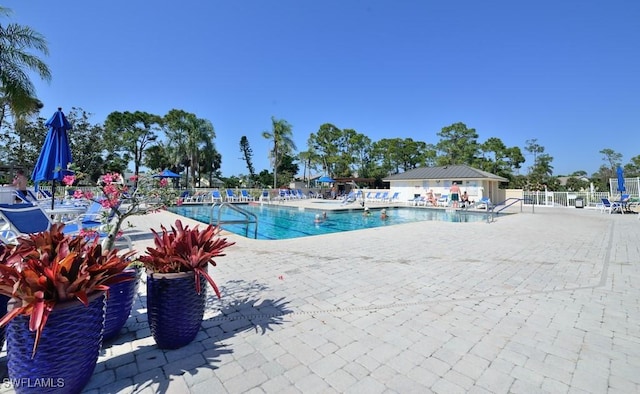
(168, 204), (488, 240)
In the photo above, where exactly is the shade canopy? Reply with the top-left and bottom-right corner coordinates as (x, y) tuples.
(153, 169), (181, 178)
(317, 176), (334, 183)
(616, 165), (626, 192)
(31, 108), (73, 210)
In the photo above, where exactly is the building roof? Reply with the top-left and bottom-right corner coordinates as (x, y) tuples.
(383, 165), (508, 182)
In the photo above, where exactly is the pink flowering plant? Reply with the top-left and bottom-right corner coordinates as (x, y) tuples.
(63, 172), (179, 251)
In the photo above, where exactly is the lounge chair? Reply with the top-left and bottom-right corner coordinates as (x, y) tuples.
(474, 197), (493, 210)
(259, 190), (271, 203)
(297, 189), (308, 199)
(437, 194), (449, 207)
(0, 203), (131, 250)
(341, 191), (356, 205)
(600, 198), (622, 214)
(225, 189), (239, 202)
(240, 189), (255, 201)
(211, 190), (223, 203)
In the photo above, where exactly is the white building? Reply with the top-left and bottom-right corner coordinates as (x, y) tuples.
(383, 165), (508, 203)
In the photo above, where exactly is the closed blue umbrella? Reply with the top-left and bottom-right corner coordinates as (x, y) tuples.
(617, 165), (625, 192)
(31, 108), (73, 210)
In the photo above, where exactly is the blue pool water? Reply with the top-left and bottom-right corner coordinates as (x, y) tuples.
(168, 204), (488, 240)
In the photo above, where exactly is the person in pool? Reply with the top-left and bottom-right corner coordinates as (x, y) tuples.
(363, 207), (371, 216)
(314, 212), (328, 223)
(380, 208), (388, 220)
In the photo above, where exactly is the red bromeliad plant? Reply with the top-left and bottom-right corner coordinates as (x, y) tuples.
(138, 220), (235, 298)
(0, 223), (135, 357)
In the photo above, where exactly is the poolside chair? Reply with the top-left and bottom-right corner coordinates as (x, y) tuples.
(600, 198), (622, 214)
(341, 191), (356, 205)
(178, 190), (190, 201)
(240, 189), (255, 201)
(437, 194), (449, 207)
(225, 189), (239, 202)
(211, 190), (223, 203)
(388, 192), (400, 203)
(0, 203), (132, 249)
(259, 189), (271, 203)
(279, 189), (291, 201)
(474, 197), (493, 210)
(297, 189), (308, 199)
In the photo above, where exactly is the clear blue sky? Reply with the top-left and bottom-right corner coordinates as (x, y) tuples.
(4, 0), (639, 177)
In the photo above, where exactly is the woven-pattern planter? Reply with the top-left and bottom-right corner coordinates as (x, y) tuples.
(6, 292), (106, 394)
(103, 268), (140, 340)
(0, 294), (9, 350)
(146, 271), (206, 349)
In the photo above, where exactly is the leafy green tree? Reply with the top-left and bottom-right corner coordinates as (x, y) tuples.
(0, 114), (45, 171)
(104, 111), (161, 186)
(565, 177), (590, 192)
(164, 109), (216, 189)
(262, 116), (296, 188)
(193, 138), (221, 188)
(525, 139), (544, 172)
(298, 148), (320, 186)
(347, 132), (373, 177)
(0, 7), (51, 130)
(435, 122), (479, 165)
(239, 136), (255, 182)
(308, 123), (341, 177)
(277, 153), (299, 186)
(66, 107), (106, 182)
(143, 143), (172, 172)
(255, 169), (273, 189)
(591, 148), (623, 192)
(479, 137), (525, 185)
(624, 155), (640, 177)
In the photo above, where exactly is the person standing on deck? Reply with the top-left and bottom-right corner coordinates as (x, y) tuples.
(449, 182), (461, 208)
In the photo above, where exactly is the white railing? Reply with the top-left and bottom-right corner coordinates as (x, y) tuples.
(520, 191), (610, 208)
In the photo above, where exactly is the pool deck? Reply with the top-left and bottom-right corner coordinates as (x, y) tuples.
(2, 202), (639, 393)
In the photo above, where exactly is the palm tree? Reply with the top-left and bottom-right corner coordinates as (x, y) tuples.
(0, 7), (51, 130)
(262, 116), (296, 188)
(164, 110), (215, 188)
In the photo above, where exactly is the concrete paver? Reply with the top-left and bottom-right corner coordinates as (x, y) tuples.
(0, 203), (638, 393)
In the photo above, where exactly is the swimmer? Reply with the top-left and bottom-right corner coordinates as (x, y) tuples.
(314, 214), (322, 223)
(363, 207), (371, 216)
(380, 208), (388, 220)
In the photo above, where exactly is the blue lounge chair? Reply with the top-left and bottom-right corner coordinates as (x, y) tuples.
(211, 190), (223, 203)
(0, 203), (132, 249)
(225, 189), (239, 202)
(600, 198), (622, 214)
(259, 190), (271, 203)
(240, 189), (254, 201)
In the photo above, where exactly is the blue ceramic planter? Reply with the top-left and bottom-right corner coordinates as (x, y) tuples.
(146, 271), (206, 349)
(6, 292), (105, 394)
(0, 293), (9, 350)
(103, 268), (140, 340)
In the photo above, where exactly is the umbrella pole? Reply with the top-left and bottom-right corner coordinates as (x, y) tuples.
(51, 181), (56, 211)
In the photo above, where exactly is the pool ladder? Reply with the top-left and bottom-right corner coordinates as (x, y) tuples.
(210, 202), (259, 239)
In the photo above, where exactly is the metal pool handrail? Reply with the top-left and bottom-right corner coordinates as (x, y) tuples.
(210, 202), (258, 239)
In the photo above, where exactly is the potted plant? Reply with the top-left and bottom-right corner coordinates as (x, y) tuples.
(138, 219), (235, 349)
(0, 223), (135, 394)
(64, 171), (178, 341)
